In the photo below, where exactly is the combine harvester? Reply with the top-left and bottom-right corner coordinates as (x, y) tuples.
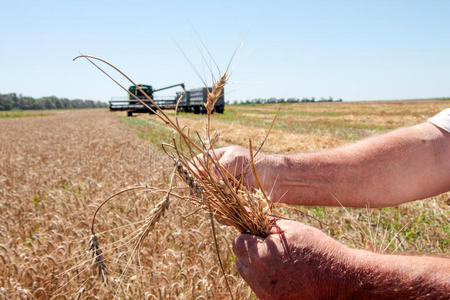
(109, 83), (225, 116)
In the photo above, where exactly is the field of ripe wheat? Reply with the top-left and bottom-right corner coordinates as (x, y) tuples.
(0, 101), (448, 299)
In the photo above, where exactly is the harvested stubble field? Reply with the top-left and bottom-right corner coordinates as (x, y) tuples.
(0, 101), (449, 299)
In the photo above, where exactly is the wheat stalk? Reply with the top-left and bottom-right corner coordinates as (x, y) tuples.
(76, 54), (274, 299)
(89, 235), (107, 285)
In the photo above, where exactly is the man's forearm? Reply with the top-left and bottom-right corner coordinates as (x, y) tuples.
(268, 122), (450, 207)
(346, 249), (450, 299)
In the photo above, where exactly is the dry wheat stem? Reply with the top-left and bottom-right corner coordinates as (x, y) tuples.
(89, 235), (108, 285)
(135, 166), (177, 251)
(114, 166), (177, 297)
(77, 54), (274, 299)
(73, 55), (203, 153)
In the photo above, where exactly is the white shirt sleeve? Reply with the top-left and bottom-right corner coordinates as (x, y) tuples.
(428, 108), (450, 133)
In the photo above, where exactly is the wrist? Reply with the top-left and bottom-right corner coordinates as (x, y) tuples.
(267, 152), (337, 205)
(344, 248), (450, 299)
(254, 152), (290, 189)
(323, 245), (366, 298)
(311, 246), (381, 299)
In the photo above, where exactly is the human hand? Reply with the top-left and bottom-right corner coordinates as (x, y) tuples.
(232, 219), (354, 300)
(192, 145), (280, 198)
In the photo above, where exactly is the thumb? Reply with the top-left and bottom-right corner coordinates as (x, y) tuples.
(191, 147), (228, 176)
(232, 233), (265, 266)
(208, 147), (228, 161)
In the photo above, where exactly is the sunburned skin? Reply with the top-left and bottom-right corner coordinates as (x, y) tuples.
(205, 121), (450, 208)
(234, 219), (450, 300)
(203, 120), (450, 299)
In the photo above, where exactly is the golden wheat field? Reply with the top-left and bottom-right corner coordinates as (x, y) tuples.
(1, 101), (449, 299)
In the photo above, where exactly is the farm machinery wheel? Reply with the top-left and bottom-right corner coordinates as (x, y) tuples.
(193, 106), (200, 114)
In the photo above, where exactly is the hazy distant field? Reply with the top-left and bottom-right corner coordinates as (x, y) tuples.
(129, 99), (449, 151)
(0, 110), (56, 118)
(0, 100), (448, 298)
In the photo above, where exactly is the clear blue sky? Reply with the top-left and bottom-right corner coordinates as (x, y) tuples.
(1, 0), (449, 102)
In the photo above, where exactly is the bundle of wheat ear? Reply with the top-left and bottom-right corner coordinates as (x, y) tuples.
(74, 54), (281, 298)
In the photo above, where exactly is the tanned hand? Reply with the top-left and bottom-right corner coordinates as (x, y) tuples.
(233, 219), (450, 300)
(193, 145), (280, 195)
(233, 219), (353, 300)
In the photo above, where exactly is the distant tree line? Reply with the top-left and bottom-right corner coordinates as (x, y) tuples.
(226, 97), (343, 105)
(0, 93), (107, 110)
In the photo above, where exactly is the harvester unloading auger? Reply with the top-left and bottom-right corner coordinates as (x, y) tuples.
(109, 82), (225, 116)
